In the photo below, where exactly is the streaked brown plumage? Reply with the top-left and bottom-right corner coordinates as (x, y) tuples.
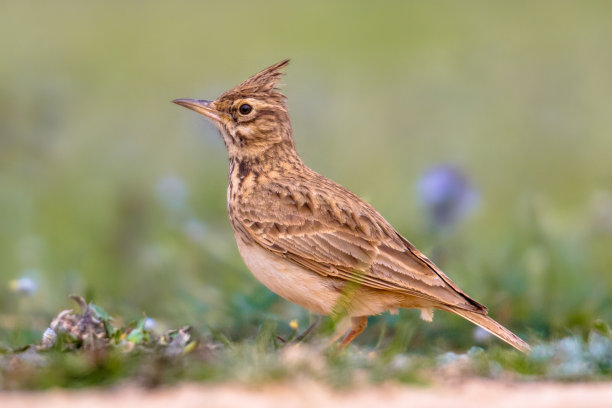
(173, 60), (530, 352)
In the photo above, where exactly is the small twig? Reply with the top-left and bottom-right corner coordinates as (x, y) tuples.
(289, 316), (322, 344)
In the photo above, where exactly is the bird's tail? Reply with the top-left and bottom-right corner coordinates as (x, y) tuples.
(446, 307), (531, 353)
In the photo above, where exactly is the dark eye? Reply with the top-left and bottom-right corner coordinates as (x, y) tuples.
(239, 104), (252, 115)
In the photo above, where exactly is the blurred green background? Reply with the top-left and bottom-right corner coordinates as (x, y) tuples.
(1, 1), (611, 350)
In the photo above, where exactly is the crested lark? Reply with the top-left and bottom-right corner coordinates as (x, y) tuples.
(173, 60), (530, 352)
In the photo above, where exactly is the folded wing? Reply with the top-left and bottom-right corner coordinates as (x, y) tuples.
(236, 177), (486, 313)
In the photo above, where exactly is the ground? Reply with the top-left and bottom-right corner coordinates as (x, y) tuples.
(2, 380), (612, 408)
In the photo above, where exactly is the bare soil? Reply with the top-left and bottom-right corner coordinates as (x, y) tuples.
(2, 380), (611, 408)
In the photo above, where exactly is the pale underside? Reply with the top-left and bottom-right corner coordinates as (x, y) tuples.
(235, 234), (435, 318)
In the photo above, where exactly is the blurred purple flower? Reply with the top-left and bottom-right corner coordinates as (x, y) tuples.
(9, 276), (38, 295)
(156, 175), (188, 212)
(183, 218), (208, 244)
(473, 326), (492, 343)
(144, 317), (157, 331)
(417, 165), (479, 229)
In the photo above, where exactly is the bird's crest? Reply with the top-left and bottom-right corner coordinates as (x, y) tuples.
(222, 59), (290, 101)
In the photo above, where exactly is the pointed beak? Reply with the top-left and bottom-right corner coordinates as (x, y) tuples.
(172, 98), (223, 123)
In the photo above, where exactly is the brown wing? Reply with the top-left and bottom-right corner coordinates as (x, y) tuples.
(235, 175), (485, 312)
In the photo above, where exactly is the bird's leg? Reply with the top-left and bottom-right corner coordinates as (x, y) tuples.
(339, 316), (368, 349)
(289, 315), (322, 344)
(328, 316), (367, 348)
(328, 316), (352, 345)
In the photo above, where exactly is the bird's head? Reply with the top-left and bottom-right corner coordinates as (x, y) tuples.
(173, 59), (294, 159)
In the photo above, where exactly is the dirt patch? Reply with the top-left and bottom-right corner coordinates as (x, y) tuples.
(1, 380), (611, 408)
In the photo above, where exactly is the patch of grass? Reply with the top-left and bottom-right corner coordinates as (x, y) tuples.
(1, 297), (611, 390)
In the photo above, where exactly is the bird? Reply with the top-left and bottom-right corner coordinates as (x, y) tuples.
(173, 59), (530, 352)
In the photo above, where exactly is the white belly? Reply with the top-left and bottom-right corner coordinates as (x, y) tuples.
(234, 235), (406, 317)
(234, 236), (340, 315)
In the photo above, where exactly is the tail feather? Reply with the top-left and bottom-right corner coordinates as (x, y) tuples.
(448, 307), (531, 353)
